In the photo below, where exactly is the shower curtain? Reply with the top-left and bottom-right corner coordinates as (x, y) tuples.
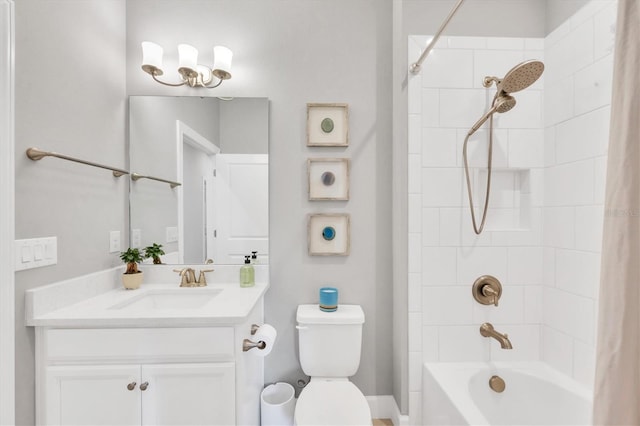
(593, 0), (640, 424)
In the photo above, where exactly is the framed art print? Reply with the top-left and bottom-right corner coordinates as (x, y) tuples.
(308, 158), (350, 200)
(306, 103), (349, 147)
(308, 213), (350, 256)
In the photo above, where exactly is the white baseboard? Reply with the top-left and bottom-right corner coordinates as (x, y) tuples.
(366, 395), (409, 425)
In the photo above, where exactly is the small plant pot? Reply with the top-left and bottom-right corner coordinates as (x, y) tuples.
(122, 271), (143, 290)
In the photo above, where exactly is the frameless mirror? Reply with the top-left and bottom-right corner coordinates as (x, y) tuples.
(129, 96), (269, 265)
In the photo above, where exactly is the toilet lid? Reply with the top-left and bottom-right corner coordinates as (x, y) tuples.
(294, 380), (372, 426)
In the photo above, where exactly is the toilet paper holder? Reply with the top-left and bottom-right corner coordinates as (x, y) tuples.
(243, 324), (268, 352)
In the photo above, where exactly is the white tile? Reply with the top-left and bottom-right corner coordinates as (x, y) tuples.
(422, 128), (457, 167)
(574, 56), (614, 116)
(545, 161), (595, 207)
(408, 114), (422, 154)
(439, 325), (490, 362)
(439, 88), (487, 128)
(508, 129), (544, 168)
(543, 247), (556, 288)
(544, 287), (596, 344)
(556, 106), (612, 164)
(422, 168), (464, 207)
(409, 233), (422, 273)
(594, 156), (608, 205)
(408, 154), (421, 194)
(491, 208), (543, 246)
(422, 208), (440, 247)
(524, 286), (543, 323)
(545, 19), (571, 50)
(498, 90), (542, 130)
(457, 247), (508, 285)
(422, 286), (472, 325)
(486, 37), (525, 51)
(472, 286), (524, 325)
(458, 208), (494, 247)
(543, 207), (575, 249)
(573, 339), (596, 388)
(482, 170), (517, 209)
(555, 249), (600, 299)
(409, 313), (423, 352)
(544, 77), (574, 126)
(542, 326), (574, 377)
(421, 88), (440, 127)
(409, 351), (422, 392)
(524, 38), (544, 51)
(473, 50), (525, 89)
(484, 208), (518, 230)
(575, 205), (605, 252)
(570, 1), (612, 30)
(545, 19), (594, 83)
(490, 324), (540, 362)
(545, 126), (556, 167)
(448, 36), (486, 49)
(422, 326), (439, 362)
(507, 247), (543, 285)
(458, 128), (508, 169)
(528, 169), (545, 207)
(409, 36), (427, 62)
(422, 49), (474, 89)
(421, 247), (457, 285)
(594, 3), (618, 60)
(409, 273), (422, 313)
(409, 74), (422, 114)
(409, 194), (422, 233)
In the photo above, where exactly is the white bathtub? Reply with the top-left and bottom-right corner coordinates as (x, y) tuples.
(422, 362), (592, 425)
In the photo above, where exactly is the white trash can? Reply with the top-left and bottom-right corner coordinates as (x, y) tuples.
(260, 382), (296, 426)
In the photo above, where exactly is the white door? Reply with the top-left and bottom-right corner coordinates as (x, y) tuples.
(45, 365), (141, 426)
(140, 363), (235, 426)
(215, 154), (269, 263)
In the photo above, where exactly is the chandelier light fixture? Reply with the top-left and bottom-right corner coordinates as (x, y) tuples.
(141, 41), (233, 88)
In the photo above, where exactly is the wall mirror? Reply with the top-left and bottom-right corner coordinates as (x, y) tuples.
(129, 96), (269, 265)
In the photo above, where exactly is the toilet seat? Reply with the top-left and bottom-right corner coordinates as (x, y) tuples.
(294, 380), (372, 425)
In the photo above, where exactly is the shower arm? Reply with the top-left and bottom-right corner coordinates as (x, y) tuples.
(410, 0), (466, 74)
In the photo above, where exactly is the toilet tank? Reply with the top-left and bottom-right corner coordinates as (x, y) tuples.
(296, 304), (365, 377)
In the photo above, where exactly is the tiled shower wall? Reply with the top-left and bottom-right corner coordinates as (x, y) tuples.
(407, 1), (616, 422)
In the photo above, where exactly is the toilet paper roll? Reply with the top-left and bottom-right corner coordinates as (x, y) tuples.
(251, 323), (278, 357)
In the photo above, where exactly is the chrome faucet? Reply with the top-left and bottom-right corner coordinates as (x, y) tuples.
(480, 323), (513, 349)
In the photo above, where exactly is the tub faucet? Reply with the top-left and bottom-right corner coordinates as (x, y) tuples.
(479, 323), (513, 349)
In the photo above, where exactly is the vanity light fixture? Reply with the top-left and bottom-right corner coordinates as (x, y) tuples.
(141, 41), (232, 88)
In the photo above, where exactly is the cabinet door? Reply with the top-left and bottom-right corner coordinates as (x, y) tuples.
(46, 365), (141, 426)
(141, 363), (235, 426)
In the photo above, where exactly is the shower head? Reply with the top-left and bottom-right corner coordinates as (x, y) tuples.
(498, 60), (544, 94)
(468, 94), (516, 135)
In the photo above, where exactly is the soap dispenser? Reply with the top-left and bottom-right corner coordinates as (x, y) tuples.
(251, 251), (258, 264)
(240, 255), (255, 287)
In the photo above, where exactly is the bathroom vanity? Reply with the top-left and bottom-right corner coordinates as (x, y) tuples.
(26, 266), (268, 426)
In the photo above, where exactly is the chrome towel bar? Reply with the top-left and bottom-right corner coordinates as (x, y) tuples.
(26, 147), (129, 177)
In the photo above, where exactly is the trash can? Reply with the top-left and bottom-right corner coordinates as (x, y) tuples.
(260, 382), (296, 426)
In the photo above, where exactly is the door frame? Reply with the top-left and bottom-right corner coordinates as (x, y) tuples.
(0, 0), (15, 423)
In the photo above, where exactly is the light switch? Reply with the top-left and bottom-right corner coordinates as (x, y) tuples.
(166, 226), (178, 243)
(15, 237), (57, 271)
(132, 229), (141, 248)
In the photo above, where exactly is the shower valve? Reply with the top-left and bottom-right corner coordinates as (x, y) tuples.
(472, 275), (502, 307)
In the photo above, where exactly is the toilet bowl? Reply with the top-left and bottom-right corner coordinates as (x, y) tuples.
(294, 379), (371, 425)
(294, 304), (371, 426)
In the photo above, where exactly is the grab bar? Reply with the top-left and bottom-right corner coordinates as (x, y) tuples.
(131, 172), (182, 189)
(26, 147), (129, 177)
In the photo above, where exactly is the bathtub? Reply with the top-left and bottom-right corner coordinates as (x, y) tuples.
(422, 362), (592, 425)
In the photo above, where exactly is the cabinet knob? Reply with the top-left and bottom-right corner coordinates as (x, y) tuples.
(140, 382), (149, 391)
(127, 382), (136, 391)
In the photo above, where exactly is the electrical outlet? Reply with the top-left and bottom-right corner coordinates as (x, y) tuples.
(132, 229), (141, 248)
(109, 231), (121, 253)
(166, 226), (178, 243)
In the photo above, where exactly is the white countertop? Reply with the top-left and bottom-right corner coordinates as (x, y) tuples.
(28, 282), (268, 327)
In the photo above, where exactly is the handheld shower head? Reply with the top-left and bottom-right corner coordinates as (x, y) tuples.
(467, 94), (516, 136)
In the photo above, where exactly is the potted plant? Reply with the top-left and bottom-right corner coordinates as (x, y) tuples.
(120, 248), (144, 290)
(144, 243), (165, 264)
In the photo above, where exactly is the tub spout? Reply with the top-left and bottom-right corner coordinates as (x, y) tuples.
(480, 323), (513, 349)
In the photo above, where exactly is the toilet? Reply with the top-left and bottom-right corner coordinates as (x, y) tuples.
(294, 304), (372, 426)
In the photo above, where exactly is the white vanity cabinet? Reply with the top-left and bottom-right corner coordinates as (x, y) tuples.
(35, 305), (264, 426)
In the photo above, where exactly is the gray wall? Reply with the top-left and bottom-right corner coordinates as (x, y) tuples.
(126, 0), (393, 397)
(14, 1), (126, 425)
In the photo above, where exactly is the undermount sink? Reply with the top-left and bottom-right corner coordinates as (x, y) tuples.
(109, 289), (222, 311)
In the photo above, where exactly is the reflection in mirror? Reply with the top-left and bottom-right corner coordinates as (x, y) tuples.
(129, 96), (269, 265)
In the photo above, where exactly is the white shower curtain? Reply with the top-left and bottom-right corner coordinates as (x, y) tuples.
(593, 1), (640, 424)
